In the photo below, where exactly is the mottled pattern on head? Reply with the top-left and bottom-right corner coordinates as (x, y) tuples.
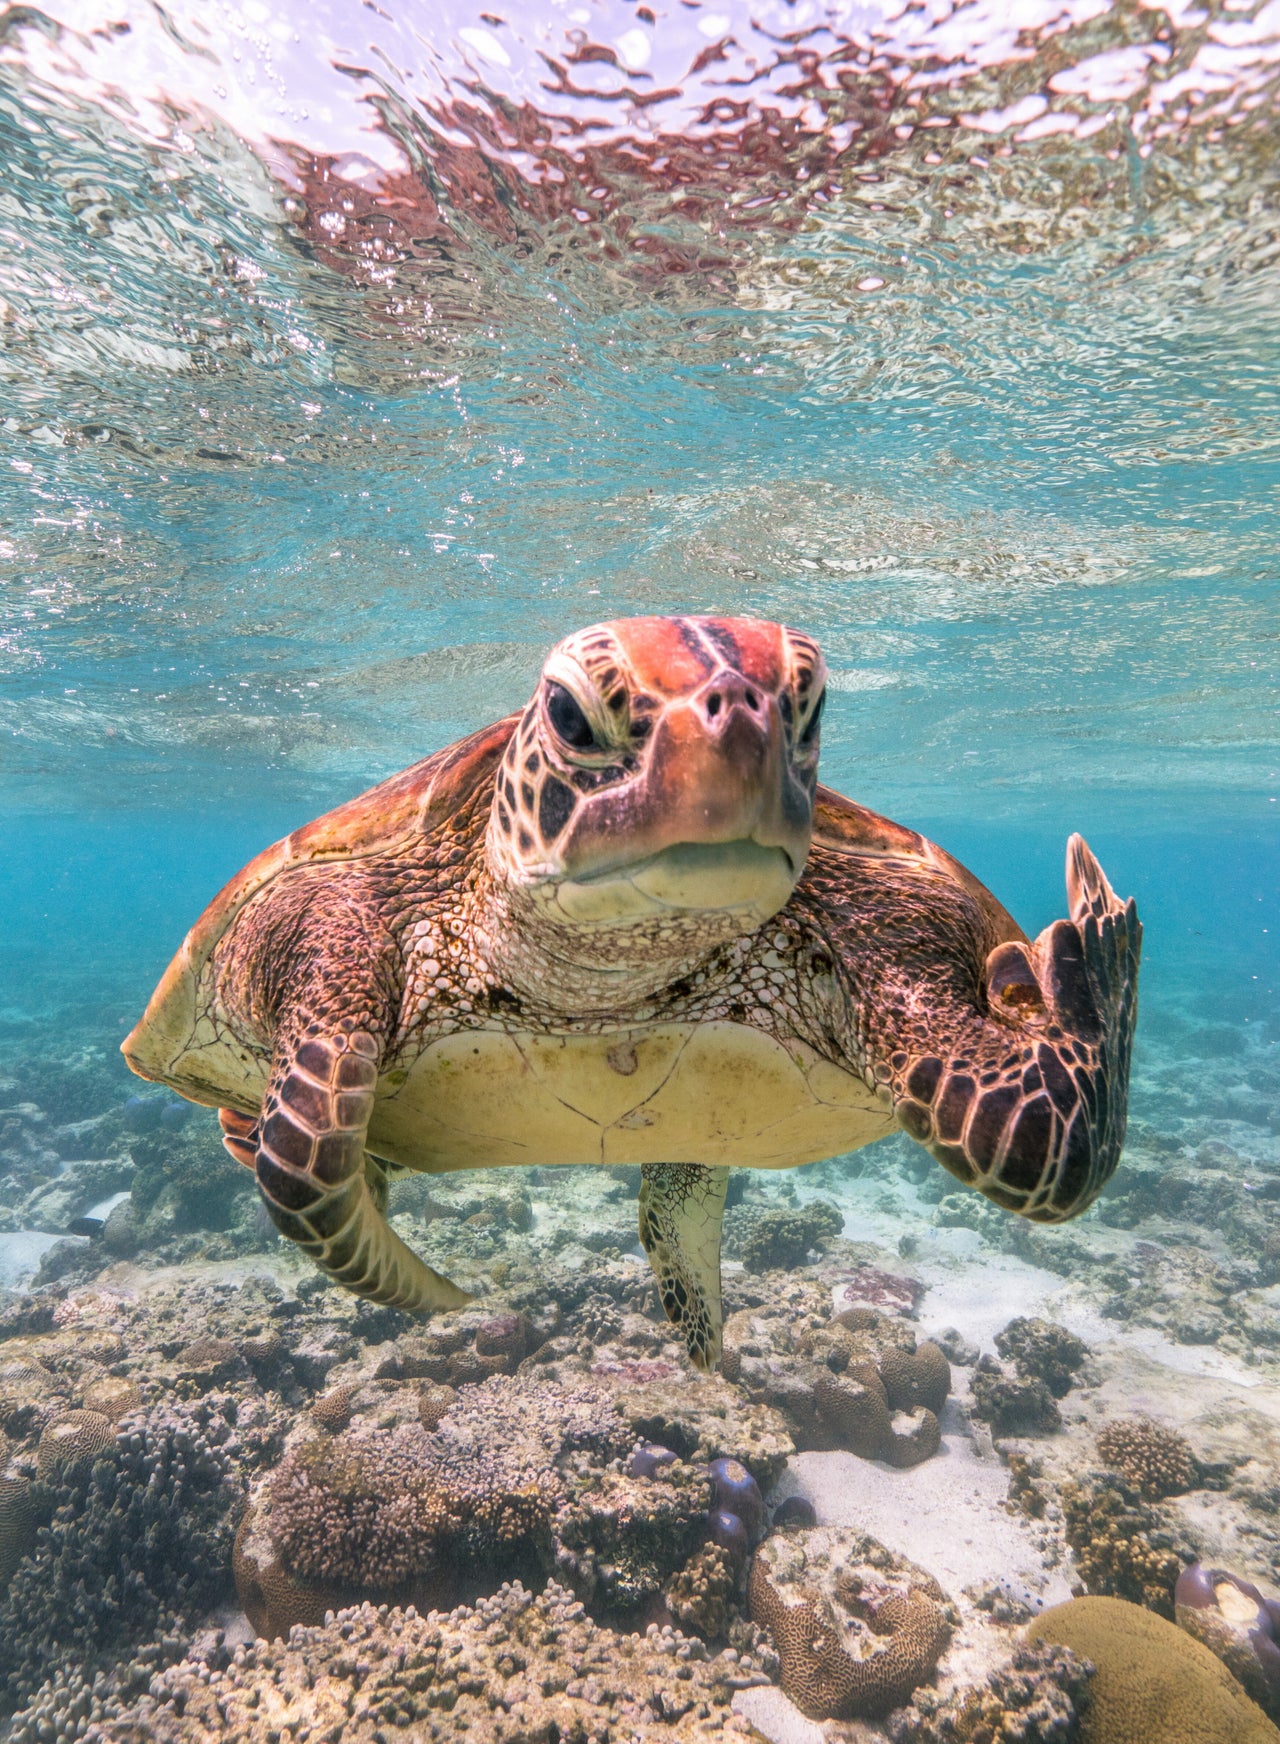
(485, 615), (826, 903)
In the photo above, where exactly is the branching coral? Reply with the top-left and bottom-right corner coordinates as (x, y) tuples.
(1060, 1473), (1188, 1618)
(1096, 1417), (1196, 1500)
(22, 1582), (776, 1743)
(887, 1640), (1093, 1743)
(0, 1397), (244, 1702)
(666, 1544), (737, 1639)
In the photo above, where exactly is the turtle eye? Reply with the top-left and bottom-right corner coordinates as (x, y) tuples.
(545, 682), (599, 752)
(799, 687), (825, 747)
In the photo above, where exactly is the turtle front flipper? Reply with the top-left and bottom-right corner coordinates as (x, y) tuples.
(638, 1162), (729, 1372)
(256, 1026), (471, 1314)
(892, 834), (1141, 1222)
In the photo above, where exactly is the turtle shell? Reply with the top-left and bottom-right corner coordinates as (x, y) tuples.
(122, 716), (517, 1097)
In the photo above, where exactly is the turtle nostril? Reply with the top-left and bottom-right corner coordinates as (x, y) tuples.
(744, 689), (759, 710)
(706, 692), (722, 718)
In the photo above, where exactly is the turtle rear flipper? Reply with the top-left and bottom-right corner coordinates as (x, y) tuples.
(638, 1162), (729, 1372)
(256, 1026), (471, 1314)
(219, 1107), (258, 1170)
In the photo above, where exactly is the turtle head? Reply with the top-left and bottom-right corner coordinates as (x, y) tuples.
(486, 616), (825, 937)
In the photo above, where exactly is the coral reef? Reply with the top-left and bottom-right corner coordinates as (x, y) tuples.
(1176, 1562), (1280, 1719)
(1096, 1417), (1196, 1500)
(44, 1583), (774, 1742)
(1060, 1473), (1191, 1618)
(1029, 1595), (1280, 1743)
(0, 1397), (245, 1702)
(747, 1524), (951, 1720)
(720, 1290), (948, 1467)
(238, 1374), (721, 1633)
(725, 1199), (843, 1272)
(970, 1356), (1063, 1437)
(995, 1319), (1089, 1399)
(887, 1639), (1093, 1743)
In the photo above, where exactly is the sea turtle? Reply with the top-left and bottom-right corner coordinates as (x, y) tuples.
(123, 616), (1141, 1370)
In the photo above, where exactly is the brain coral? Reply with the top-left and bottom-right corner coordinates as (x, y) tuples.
(1029, 1595), (1280, 1743)
(880, 1342), (951, 1416)
(748, 1525), (950, 1721)
(36, 1410), (114, 1481)
(0, 1473), (35, 1589)
(1095, 1418), (1195, 1500)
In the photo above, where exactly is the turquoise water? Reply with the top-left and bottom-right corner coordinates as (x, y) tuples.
(0, 0), (1278, 1725)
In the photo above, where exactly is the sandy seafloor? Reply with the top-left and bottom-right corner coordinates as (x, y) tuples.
(0, 977), (1276, 1744)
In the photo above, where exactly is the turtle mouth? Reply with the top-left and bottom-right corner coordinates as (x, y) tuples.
(550, 840), (799, 926)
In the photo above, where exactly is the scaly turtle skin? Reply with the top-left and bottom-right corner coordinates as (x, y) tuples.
(123, 617), (1141, 1370)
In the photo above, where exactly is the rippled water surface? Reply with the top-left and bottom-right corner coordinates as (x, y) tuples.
(0, 0), (1278, 1720)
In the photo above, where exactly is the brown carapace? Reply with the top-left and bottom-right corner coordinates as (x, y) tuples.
(123, 616), (1141, 1370)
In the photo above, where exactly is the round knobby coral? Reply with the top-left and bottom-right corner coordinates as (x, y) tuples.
(1096, 1418), (1195, 1501)
(417, 1383), (457, 1430)
(749, 1555), (949, 1720)
(309, 1384), (358, 1435)
(36, 1410), (114, 1481)
(1029, 1595), (1280, 1743)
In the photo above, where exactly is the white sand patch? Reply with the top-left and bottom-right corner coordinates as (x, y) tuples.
(767, 1431), (1074, 1609)
(0, 1230), (81, 1289)
(732, 1685), (826, 1744)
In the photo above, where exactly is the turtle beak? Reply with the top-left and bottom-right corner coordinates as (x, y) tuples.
(558, 666), (815, 890)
